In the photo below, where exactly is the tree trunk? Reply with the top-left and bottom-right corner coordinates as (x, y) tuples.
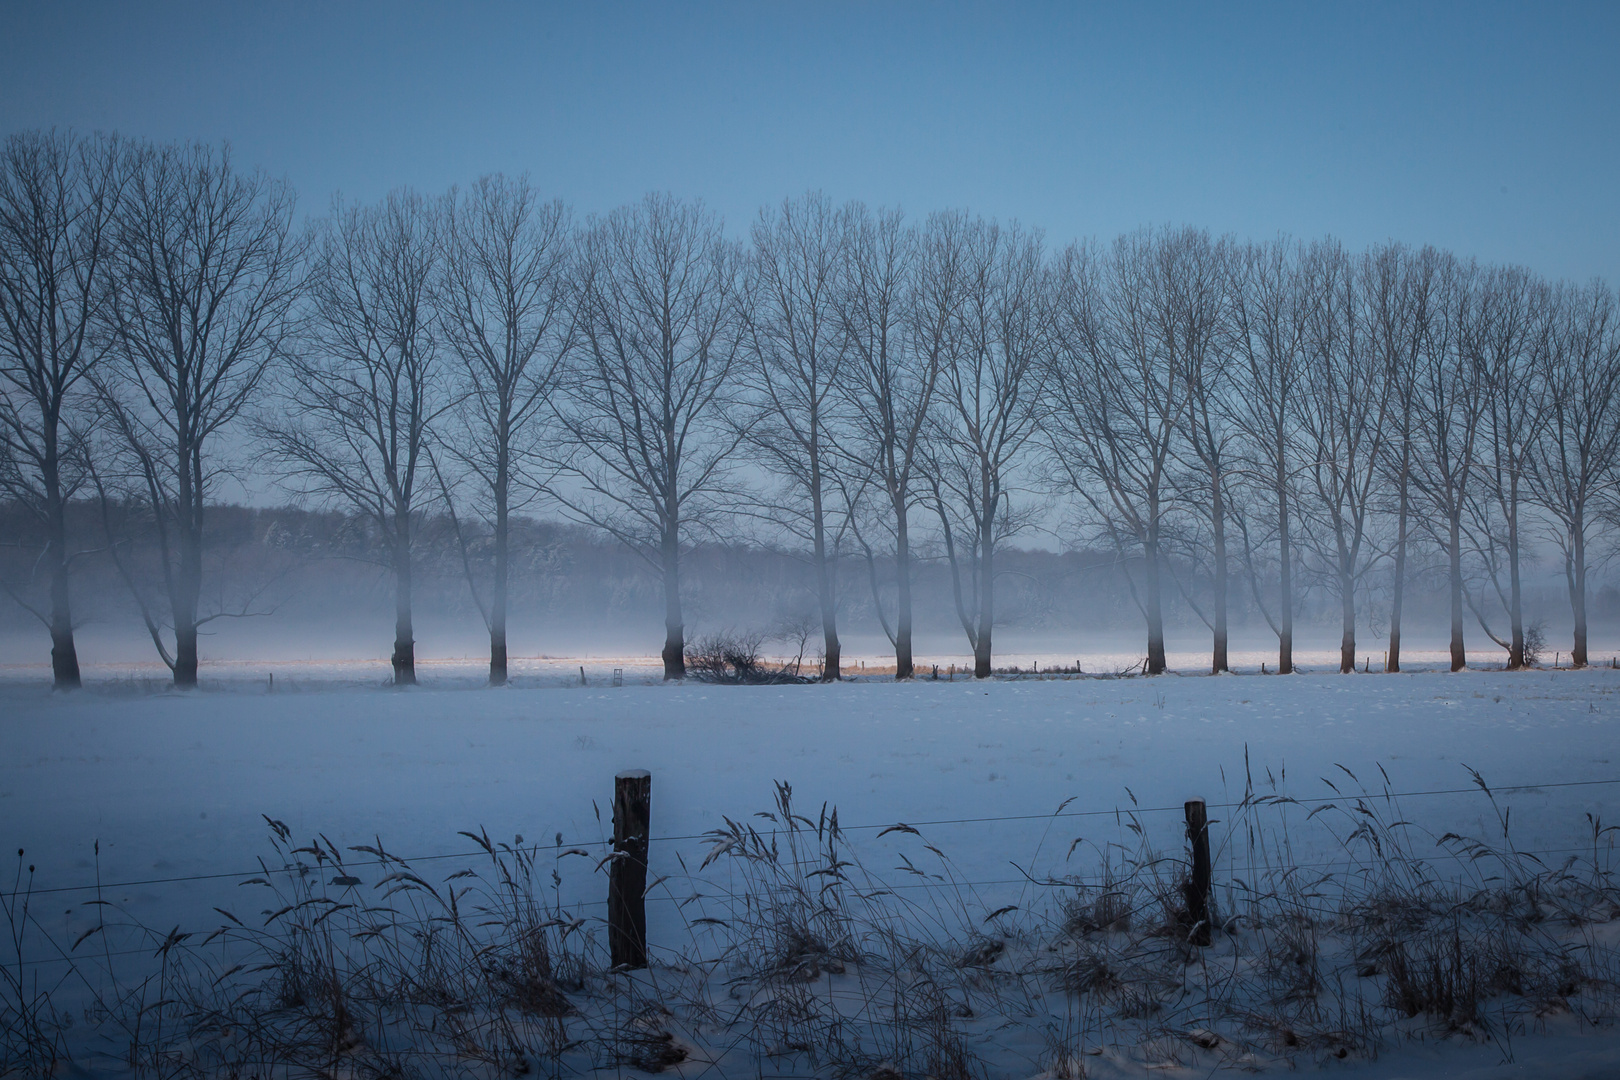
(820, 601), (841, 680)
(1210, 472), (1228, 674)
(172, 579), (201, 686)
(1276, 475), (1294, 675)
(1388, 453), (1408, 673)
(171, 456), (203, 688)
(974, 526), (994, 679)
(661, 526), (685, 679)
(1144, 533), (1167, 675)
(490, 481), (509, 687)
(1339, 565), (1356, 673)
(1571, 513), (1588, 668)
(894, 495), (914, 680)
(1506, 475), (1525, 670)
(172, 525), (203, 689)
(49, 572), (81, 690)
(811, 466), (840, 680)
(1449, 506), (1466, 671)
(392, 541), (416, 686)
(174, 621), (199, 688)
(47, 492), (80, 690)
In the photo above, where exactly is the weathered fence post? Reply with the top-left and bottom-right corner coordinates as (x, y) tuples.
(1184, 798), (1212, 946)
(608, 769), (651, 968)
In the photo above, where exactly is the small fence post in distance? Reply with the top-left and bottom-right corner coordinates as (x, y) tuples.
(1184, 798), (1212, 946)
(608, 769), (652, 969)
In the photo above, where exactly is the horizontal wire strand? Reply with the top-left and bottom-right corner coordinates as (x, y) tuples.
(18, 774), (1620, 897)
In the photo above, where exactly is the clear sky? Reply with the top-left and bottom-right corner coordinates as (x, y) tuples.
(3, 1), (1617, 283)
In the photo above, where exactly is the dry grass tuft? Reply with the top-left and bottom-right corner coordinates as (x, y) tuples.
(8, 763), (1620, 1077)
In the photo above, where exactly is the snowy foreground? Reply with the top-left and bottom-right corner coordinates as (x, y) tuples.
(6, 665), (1620, 1078)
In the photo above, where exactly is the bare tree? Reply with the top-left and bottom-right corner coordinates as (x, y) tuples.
(1406, 253), (1481, 671)
(1148, 228), (1234, 673)
(836, 205), (934, 679)
(1045, 234), (1189, 674)
(552, 194), (743, 679)
(1297, 240), (1390, 673)
(437, 175), (574, 686)
(260, 190), (443, 686)
(0, 130), (122, 688)
(740, 192), (850, 679)
(1526, 280), (1620, 667)
(1226, 239), (1309, 674)
(1361, 243), (1436, 673)
(924, 214), (1049, 678)
(1462, 266), (1548, 669)
(96, 141), (303, 687)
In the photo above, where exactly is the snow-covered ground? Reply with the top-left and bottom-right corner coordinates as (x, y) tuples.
(5, 662), (1620, 1076)
(8, 658), (1619, 900)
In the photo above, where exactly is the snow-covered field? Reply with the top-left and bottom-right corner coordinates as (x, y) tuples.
(6, 657), (1617, 893)
(6, 662), (1620, 1077)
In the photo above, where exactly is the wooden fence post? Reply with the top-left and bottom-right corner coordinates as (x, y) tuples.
(1184, 798), (1212, 946)
(608, 769), (651, 969)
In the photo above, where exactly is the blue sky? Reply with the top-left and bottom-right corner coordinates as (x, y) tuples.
(3, 1), (1617, 283)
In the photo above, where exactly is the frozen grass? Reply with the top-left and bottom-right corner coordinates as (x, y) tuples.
(7, 768), (1620, 1077)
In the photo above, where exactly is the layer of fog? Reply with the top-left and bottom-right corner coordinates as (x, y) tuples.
(2, 508), (1609, 675)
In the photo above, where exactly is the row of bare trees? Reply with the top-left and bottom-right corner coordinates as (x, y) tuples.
(0, 133), (302, 689)
(1047, 233), (1620, 677)
(4, 132), (1619, 688)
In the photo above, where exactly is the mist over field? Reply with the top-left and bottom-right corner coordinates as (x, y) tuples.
(5, 500), (1614, 681)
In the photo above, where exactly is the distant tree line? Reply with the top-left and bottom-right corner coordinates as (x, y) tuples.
(3, 130), (1618, 688)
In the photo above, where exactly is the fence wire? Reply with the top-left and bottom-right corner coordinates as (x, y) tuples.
(17, 773), (1620, 899)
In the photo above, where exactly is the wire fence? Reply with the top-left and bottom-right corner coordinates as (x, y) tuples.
(17, 772), (1620, 900)
(11, 831), (1616, 977)
(12, 760), (1620, 1078)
